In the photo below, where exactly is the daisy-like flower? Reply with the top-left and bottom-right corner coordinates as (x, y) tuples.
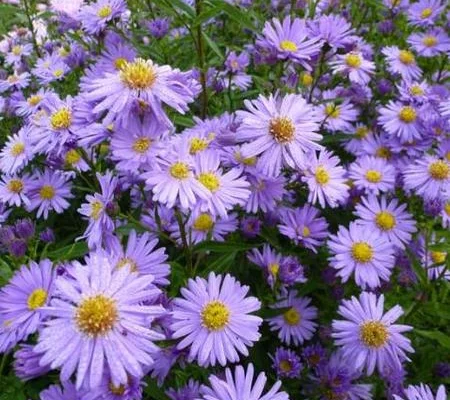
(171, 272), (262, 367)
(267, 290), (318, 346)
(28, 169), (73, 220)
(199, 364), (288, 400)
(110, 115), (168, 172)
(328, 222), (396, 289)
(245, 171), (286, 214)
(13, 344), (51, 381)
(0, 260), (55, 353)
(144, 139), (210, 210)
(108, 229), (170, 286)
(79, 0), (127, 35)
(0, 72), (30, 93)
(302, 150), (349, 208)
(236, 93), (322, 177)
(355, 196), (417, 249)
(403, 156), (450, 200)
(382, 47), (422, 81)
(0, 174), (31, 207)
(330, 51), (375, 85)
(83, 57), (195, 125)
(194, 150), (250, 218)
(167, 379), (200, 400)
(271, 347), (302, 379)
(39, 381), (83, 400)
(378, 101), (422, 142)
(332, 292), (414, 376)
(32, 53), (70, 85)
(35, 252), (165, 389)
(318, 91), (359, 133)
(247, 244), (283, 288)
(397, 80), (431, 104)
(83, 373), (144, 400)
(407, 0), (445, 26)
(0, 127), (34, 174)
(306, 14), (355, 49)
(256, 16), (322, 68)
(394, 384), (447, 400)
(12, 88), (53, 117)
(278, 205), (329, 253)
(349, 156), (396, 195)
(408, 29), (450, 57)
(4, 43), (33, 66)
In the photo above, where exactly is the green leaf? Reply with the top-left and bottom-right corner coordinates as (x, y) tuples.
(202, 251), (237, 274)
(202, 31), (224, 60)
(193, 240), (257, 253)
(46, 242), (88, 261)
(416, 329), (450, 349)
(151, 0), (195, 18)
(208, 0), (256, 31)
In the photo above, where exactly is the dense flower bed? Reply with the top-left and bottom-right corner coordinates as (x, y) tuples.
(0, 0), (449, 399)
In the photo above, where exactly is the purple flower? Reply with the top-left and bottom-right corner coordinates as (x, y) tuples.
(245, 171), (286, 213)
(332, 292), (413, 376)
(13, 344), (51, 381)
(79, 0), (127, 35)
(247, 244), (283, 288)
(34, 252), (165, 389)
(225, 51), (250, 73)
(306, 15), (355, 49)
(382, 46), (422, 81)
(14, 218), (35, 240)
(318, 91), (359, 132)
(349, 156), (396, 195)
(407, 0), (445, 26)
(394, 384), (447, 400)
(278, 256), (306, 286)
(271, 347), (302, 378)
(0, 72), (30, 93)
(408, 29), (450, 57)
(302, 344), (327, 369)
(378, 101), (422, 142)
(328, 221), (396, 289)
(0, 260), (55, 352)
(171, 272), (262, 367)
(146, 17), (170, 39)
(0, 126), (34, 175)
(0, 174), (31, 207)
(240, 216), (261, 238)
(330, 51), (375, 85)
(167, 380), (200, 400)
(267, 290), (318, 346)
(39, 227), (55, 243)
(82, 373), (144, 400)
(39, 381), (83, 400)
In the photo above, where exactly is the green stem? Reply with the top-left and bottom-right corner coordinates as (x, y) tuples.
(175, 209), (193, 272)
(195, 0), (208, 118)
(22, 0), (41, 57)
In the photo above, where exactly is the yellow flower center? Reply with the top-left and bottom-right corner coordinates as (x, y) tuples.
(420, 7), (432, 18)
(7, 75), (18, 83)
(422, 36), (437, 47)
(114, 57), (127, 70)
(59, 47), (70, 57)
(301, 72), (313, 86)
(198, 172), (220, 192)
(351, 242), (373, 263)
(201, 300), (230, 331)
(8, 179), (24, 193)
(269, 263), (279, 276)
(302, 226), (311, 237)
(11, 143), (25, 156)
(375, 211), (396, 231)
(280, 40), (298, 52)
(50, 107), (72, 130)
(431, 251), (446, 264)
(189, 137), (209, 154)
(410, 85), (424, 96)
(12, 45), (21, 56)
(365, 170), (382, 183)
(27, 288), (48, 310)
(132, 137), (151, 154)
(65, 149), (81, 165)
(398, 106), (417, 123)
(109, 383), (126, 396)
(279, 360), (292, 372)
(428, 160), (449, 180)
(446, 151), (450, 161)
(120, 59), (156, 90)
(269, 117), (295, 143)
(375, 147), (391, 159)
(345, 53), (362, 68)
(283, 307), (300, 326)
(27, 95), (42, 106)
(445, 202), (450, 216)
(116, 257), (138, 272)
(399, 50), (415, 65)
(360, 321), (388, 348)
(40, 185), (55, 200)
(90, 200), (104, 220)
(325, 104), (341, 119)
(355, 126), (369, 139)
(315, 166), (330, 185)
(53, 69), (64, 78)
(76, 295), (118, 336)
(193, 213), (214, 231)
(97, 5), (112, 18)
(169, 162), (189, 180)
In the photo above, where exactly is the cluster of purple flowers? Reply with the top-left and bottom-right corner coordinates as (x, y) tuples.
(0, 0), (449, 399)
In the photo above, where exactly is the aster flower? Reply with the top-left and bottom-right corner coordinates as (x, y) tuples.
(397, 80), (431, 104)
(302, 150), (349, 208)
(330, 52), (375, 85)
(267, 290), (318, 346)
(355, 196), (417, 249)
(199, 363), (288, 400)
(0, 72), (30, 93)
(83, 57), (196, 125)
(13, 344), (51, 381)
(0, 260), (55, 353)
(167, 380), (201, 400)
(236, 93), (322, 177)
(247, 244), (283, 288)
(32, 53), (70, 85)
(28, 169), (73, 219)
(408, 29), (450, 57)
(407, 0), (445, 26)
(403, 155), (450, 200)
(93, 33), (137, 74)
(278, 205), (329, 253)
(82, 373), (144, 400)
(0, 126), (34, 174)
(378, 101), (422, 142)
(194, 150), (250, 218)
(12, 88), (53, 117)
(257, 16), (322, 68)
(171, 272), (262, 367)
(306, 15), (355, 49)
(79, 0), (127, 35)
(318, 92), (359, 133)
(302, 344), (327, 369)
(225, 51), (250, 73)
(332, 292), (414, 375)
(39, 381), (82, 400)
(394, 384), (447, 400)
(0, 174), (31, 207)
(245, 171), (286, 213)
(34, 252), (165, 389)
(349, 156), (396, 195)
(328, 221), (396, 289)
(382, 47), (422, 81)
(271, 347), (302, 379)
